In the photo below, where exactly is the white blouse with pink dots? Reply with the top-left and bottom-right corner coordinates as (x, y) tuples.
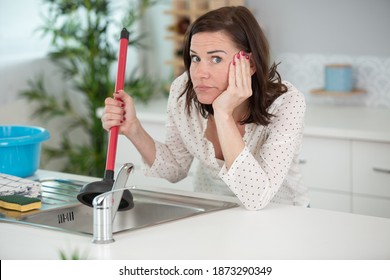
(142, 73), (309, 210)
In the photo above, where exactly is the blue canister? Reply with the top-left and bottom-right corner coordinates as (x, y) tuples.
(325, 64), (353, 92)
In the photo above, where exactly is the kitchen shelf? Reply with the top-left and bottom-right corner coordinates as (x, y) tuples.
(165, 9), (208, 17)
(165, 34), (185, 41)
(310, 88), (367, 97)
(165, 58), (185, 67)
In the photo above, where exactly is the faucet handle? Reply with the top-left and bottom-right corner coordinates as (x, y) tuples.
(111, 163), (134, 220)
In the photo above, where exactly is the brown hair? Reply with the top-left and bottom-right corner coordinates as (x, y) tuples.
(180, 6), (287, 126)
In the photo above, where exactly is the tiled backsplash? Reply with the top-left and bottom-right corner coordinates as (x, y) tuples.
(276, 53), (390, 108)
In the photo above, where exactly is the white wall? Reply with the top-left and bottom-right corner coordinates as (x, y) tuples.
(247, 0), (390, 108)
(247, 0), (390, 56)
(0, 0), (50, 59)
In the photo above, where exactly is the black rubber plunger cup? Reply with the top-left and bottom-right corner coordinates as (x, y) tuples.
(77, 28), (134, 211)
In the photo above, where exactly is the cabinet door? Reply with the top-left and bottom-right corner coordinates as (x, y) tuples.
(300, 136), (352, 212)
(300, 136), (351, 192)
(353, 195), (390, 219)
(352, 141), (390, 198)
(308, 189), (351, 212)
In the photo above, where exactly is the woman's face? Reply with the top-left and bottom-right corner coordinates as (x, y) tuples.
(189, 31), (240, 105)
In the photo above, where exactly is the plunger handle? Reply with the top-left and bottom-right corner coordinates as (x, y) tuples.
(105, 28), (129, 179)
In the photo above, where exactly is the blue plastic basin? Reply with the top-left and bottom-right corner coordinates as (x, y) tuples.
(0, 126), (50, 177)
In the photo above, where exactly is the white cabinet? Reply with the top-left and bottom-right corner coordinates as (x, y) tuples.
(353, 195), (390, 218)
(300, 136), (352, 212)
(352, 141), (390, 198)
(352, 141), (390, 217)
(300, 136), (390, 218)
(308, 189), (351, 212)
(300, 136), (351, 192)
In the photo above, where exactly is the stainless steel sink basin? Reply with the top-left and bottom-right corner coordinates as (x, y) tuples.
(0, 178), (238, 235)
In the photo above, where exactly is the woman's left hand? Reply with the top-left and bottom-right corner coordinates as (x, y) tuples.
(211, 50), (253, 169)
(212, 50), (253, 116)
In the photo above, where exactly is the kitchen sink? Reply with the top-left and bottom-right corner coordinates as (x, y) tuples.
(0, 178), (238, 235)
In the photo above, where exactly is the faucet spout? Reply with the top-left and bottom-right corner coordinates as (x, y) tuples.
(92, 163), (134, 244)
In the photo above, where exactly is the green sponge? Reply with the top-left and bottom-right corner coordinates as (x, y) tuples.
(0, 195), (41, 212)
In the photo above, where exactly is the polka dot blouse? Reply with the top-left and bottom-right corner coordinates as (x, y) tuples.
(142, 73), (309, 210)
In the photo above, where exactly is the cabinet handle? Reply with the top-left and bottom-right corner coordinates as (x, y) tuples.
(373, 167), (390, 174)
(298, 159), (307, 164)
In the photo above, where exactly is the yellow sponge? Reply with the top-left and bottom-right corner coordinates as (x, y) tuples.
(0, 195), (41, 212)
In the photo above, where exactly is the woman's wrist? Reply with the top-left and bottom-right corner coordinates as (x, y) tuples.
(123, 118), (142, 140)
(124, 118), (157, 167)
(213, 108), (234, 124)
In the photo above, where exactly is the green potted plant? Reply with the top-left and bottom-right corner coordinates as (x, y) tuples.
(20, 0), (158, 177)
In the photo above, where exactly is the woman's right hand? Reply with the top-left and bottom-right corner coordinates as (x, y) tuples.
(102, 90), (157, 166)
(101, 90), (139, 137)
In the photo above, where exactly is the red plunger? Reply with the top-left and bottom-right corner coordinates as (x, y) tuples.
(77, 28), (134, 210)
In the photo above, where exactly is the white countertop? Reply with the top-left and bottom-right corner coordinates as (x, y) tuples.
(1, 170), (390, 260)
(304, 104), (390, 142)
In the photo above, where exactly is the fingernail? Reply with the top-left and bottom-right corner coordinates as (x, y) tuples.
(121, 103), (125, 107)
(246, 55), (249, 60)
(241, 50), (245, 56)
(236, 53), (240, 59)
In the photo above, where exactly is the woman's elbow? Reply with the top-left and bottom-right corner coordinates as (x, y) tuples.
(165, 172), (188, 184)
(241, 201), (269, 211)
(239, 191), (274, 210)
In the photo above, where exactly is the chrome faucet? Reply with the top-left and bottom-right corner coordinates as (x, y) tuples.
(92, 163), (134, 244)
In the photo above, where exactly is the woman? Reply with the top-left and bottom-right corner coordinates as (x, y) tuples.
(101, 6), (309, 210)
